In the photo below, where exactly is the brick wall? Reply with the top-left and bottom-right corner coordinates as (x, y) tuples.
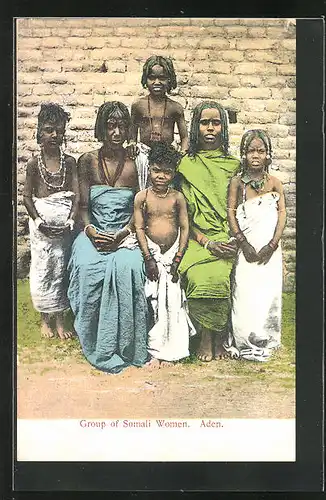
(16, 17), (296, 290)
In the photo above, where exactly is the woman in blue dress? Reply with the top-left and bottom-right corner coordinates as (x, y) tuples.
(68, 101), (148, 373)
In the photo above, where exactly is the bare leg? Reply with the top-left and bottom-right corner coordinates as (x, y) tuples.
(56, 312), (73, 340)
(196, 327), (213, 362)
(144, 357), (161, 369)
(41, 312), (55, 339)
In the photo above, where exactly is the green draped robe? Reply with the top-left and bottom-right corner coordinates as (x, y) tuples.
(177, 148), (240, 333)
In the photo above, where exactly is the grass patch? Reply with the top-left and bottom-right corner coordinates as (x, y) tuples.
(17, 279), (295, 385)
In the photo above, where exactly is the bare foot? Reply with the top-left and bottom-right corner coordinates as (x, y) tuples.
(41, 322), (55, 339)
(57, 327), (73, 340)
(159, 360), (174, 368)
(213, 336), (229, 360)
(196, 329), (213, 362)
(144, 358), (161, 369)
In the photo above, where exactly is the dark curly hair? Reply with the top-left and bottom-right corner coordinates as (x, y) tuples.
(240, 129), (272, 173)
(148, 141), (182, 171)
(37, 102), (70, 144)
(141, 55), (177, 93)
(94, 101), (131, 142)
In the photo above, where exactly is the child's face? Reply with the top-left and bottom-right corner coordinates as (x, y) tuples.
(147, 64), (169, 96)
(246, 137), (267, 171)
(39, 121), (65, 149)
(105, 117), (128, 147)
(149, 163), (175, 189)
(198, 108), (222, 150)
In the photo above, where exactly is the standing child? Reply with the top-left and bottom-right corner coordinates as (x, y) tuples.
(23, 103), (79, 340)
(227, 129), (286, 362)
(134, 142), (196, 367)
(128, 55), (189, 189)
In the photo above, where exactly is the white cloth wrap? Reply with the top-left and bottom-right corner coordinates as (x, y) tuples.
(145, 236), (197, 361)
(134, 142), (150, 190)
(231, 192), (283, 362)
(29, 191), (74, 313)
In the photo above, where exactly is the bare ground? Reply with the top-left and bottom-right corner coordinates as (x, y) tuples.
(17, 355), (295, 419)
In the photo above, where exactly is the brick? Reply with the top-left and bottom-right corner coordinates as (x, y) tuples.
(247, 27), (267, 37)
(242, 100), (266, 112)
(264, 76), (288, 88)
(121, 38), (149, 49)
(266, 124), (291, 138)
(184, 49), (210, 61)
(42, 73), (69, 84)
(237, 39), (278, 50)
(287, 101), (296, 112)
(17, 118), (37, 129)
(221, 50), (244, 62)
(65, 37), (87, 48)
(199, 38), (230, 49)
(271, 88), (296, 100)
(116, 27), (157, 37)
(278, 137), (296, 149)
(146, 37), (169, 50)
(273, 149), (293, 160)
(52, 84), (75, 95)
(279, 113), (296, 125)
(208, 73), (239, 88)
(190, 18), (215, 27)
(239, 75), (262, 88)
(266, 27), (291, 38)
(190, 85), (229, 99)
(234, 62), (277, 75)
(33, 83), (53, 95)
(230, 87), (271, 99)
(61, 61), (83, 72)
(64, 28), (92, 37)
(87, 36), (120, 49)
(281, 39), (296, 51)
(278, 64), (296, 76)
(238, 111), (278, 124)
(238, 19), (266, 26)
(17, 84), (33, 97)
(245, 50), (292, 64)
(64, 94), (94, 106)
(89, 27), (115, 36)
(278, 159), (296, 171)
(224, 26), (248, 37)
(18, 49), (44, 61)
(265, 100), (287, 112)
(213, 19), (240, 26)
(41, 37), (63, 48)
(31, 28), (54, 37)
(17, 37), (43, 50)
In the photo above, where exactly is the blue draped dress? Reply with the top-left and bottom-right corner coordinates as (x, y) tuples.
(67, 185), (148, 373)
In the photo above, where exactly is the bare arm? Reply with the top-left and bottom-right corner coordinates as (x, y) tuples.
(130, 102), (140, 144)
(227, 176), (241, 237)
(176, 192), (189, 254)
(271, 178), (287, 245)
(134, 191), (150, 257)
(67, 156), (80, 221)
(176, 106), (189, 153)
(23, 161), (40, 220)
(77, 153), (92, 228)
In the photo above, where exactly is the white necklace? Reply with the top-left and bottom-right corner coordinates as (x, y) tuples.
(150, 186), (170, 198)
(38, 148), (66, 190)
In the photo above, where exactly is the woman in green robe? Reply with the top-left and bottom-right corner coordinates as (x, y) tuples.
(177, 101), (240, 361)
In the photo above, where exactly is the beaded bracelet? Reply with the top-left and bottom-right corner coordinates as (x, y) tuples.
(84, 223), (96, 236)
(268, 240), (279, 250)
(143, 253), (154, 262)
(204, 240), (211, 250)
(234, 231), (246, 243)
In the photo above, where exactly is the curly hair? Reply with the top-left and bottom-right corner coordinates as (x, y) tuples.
(239, 129), (272, 173)
(148, 141), (182, 170)
(37, 102), (70, 144)
(188, 101), (230, 157)
(141, 55), (177, 93)
(94, 101), (131, 142)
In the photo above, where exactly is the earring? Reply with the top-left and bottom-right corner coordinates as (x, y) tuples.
(266, 154), (271, 159)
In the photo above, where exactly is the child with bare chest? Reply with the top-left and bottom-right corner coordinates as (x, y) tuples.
(134, 142), (196, 367)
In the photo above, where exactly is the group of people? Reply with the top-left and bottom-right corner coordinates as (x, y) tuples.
(23, 55), (286, 373)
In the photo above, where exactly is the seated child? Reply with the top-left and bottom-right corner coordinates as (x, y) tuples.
(23, 103), (79, 340)
(134, 142), (196, 367)
(128, 55), (189, 189)
(227, 129), (286, 362)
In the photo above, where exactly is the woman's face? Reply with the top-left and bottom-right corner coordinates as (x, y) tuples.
(105, 117), (128, 147)
(198, 108), (222, 150)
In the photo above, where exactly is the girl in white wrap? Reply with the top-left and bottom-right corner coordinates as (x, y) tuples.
(227, 129), (286, 362)
(23, 103), (79, 339)
(134, 142), (196, 367)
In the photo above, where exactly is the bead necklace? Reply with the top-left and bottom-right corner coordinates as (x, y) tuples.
(37, 148), (66, 190)
(148, 95), (167, 142)
(149, 186), (170, 198)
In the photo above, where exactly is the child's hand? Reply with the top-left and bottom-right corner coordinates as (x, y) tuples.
(241, 240), (259, 263)
(145, 257), (159, 281)
(257, 244), (274, 265)
(170, 261), (180, 283)
(126, 142), (139, 160)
